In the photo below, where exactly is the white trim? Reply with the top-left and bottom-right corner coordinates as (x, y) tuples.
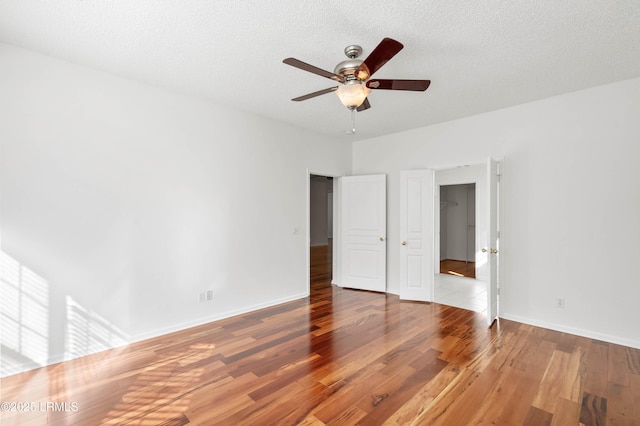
(2, 292), (310, 378)
(132, 292), (309, 343)
(332, 177), (342, 286)
(501, 313), (640, 350)
(307, 169), (341, 289)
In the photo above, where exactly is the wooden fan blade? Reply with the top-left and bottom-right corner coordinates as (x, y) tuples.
(283, 58), (344, 82)
(292, 86), (338, 102)
(356, 38), (404, 80)
(356, 98), (371, 112)
(366, 79), (431, 91)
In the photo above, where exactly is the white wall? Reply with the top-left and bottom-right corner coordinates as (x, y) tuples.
(353, 77), (640, 348)
(0, 44), (351, 375)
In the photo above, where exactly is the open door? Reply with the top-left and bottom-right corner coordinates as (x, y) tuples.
(400, 170), (434, 301)
(486, 158), (499, 326)
(338, 175), (386, 292)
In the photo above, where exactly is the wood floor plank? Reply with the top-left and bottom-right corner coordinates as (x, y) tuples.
(583, 339), (609, 398)
(609, 343), (630, 386)
(631, 373), (640, 423)
(406, 337), (502, 425)
(2, 254), (640, 425)
(429, 365), (504, 425)
(626, 347), (640, 375)
(550, 397), (581, 426)
(440, 259), (476, 278)
(556, 332), (578, 353)
(532, 349), (573, 413)
(313, 366), (389, 423)
(181, 379), (255, 423)
(523, 406), (553, 425)
(355, 364), (421, 424)
(493, 323), (535, 372)
(355, 350), (447, 424)
(465, 366), (538, 425)
(322, 405), (368, 426)
(563, 346), (586, 403)
(580, 392), (607, 426)
(606, 381), (636, 426)
(381, 363), (459, 425)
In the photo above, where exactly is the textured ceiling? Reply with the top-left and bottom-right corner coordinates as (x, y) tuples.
(1, 0), (639, 141)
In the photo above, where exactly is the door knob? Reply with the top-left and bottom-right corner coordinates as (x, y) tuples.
(380, 237), (385, 241)
(491, 248), (498, 254)
(401, 241), (407, 246)
(481, 248), (488, 253)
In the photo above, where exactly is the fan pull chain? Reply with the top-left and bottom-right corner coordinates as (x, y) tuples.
(351, 108), (356, 134)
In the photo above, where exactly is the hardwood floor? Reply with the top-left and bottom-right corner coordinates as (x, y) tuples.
(440, 259), (476, 279)
(2, 253), (639, 425)
(310, 243), (332, 288)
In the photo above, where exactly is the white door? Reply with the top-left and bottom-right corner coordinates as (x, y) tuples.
(400, 170), (434, 301)
(486, 158), (499, 326)
(339, 175), (386, 292)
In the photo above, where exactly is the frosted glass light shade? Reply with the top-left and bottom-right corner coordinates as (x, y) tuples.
(335, 81), (370, 109)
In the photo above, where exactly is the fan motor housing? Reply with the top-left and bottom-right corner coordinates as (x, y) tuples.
(334, 59), (363, 79)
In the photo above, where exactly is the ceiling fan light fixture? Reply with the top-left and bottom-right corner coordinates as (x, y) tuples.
(335, 81), (370, 109)
(284, 38), (430, 117)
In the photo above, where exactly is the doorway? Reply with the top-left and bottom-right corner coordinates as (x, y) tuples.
(440, 183), (476, 279)
(434, 164), (488, 315)
(309, 174), (333, 290)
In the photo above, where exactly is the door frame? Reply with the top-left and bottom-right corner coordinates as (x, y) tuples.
(432, 161), (501, 320)
(306, 169), (340, 295)
(310, 172), (387, 292)
(433, 163), (490, 320)
(434, 164), (486, 280)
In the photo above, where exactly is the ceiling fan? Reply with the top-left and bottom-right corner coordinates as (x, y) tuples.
(283, 37), (431, 113)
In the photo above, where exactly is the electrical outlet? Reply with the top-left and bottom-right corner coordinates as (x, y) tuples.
(556, 298), (565, 309)
(199, 292), (205, 302)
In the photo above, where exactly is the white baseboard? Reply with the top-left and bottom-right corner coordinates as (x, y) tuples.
(500, 313), (640, 350)
(1, 292), (310, 378)
(131, 291), (309, 343)
(6, 295), (638, 378)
